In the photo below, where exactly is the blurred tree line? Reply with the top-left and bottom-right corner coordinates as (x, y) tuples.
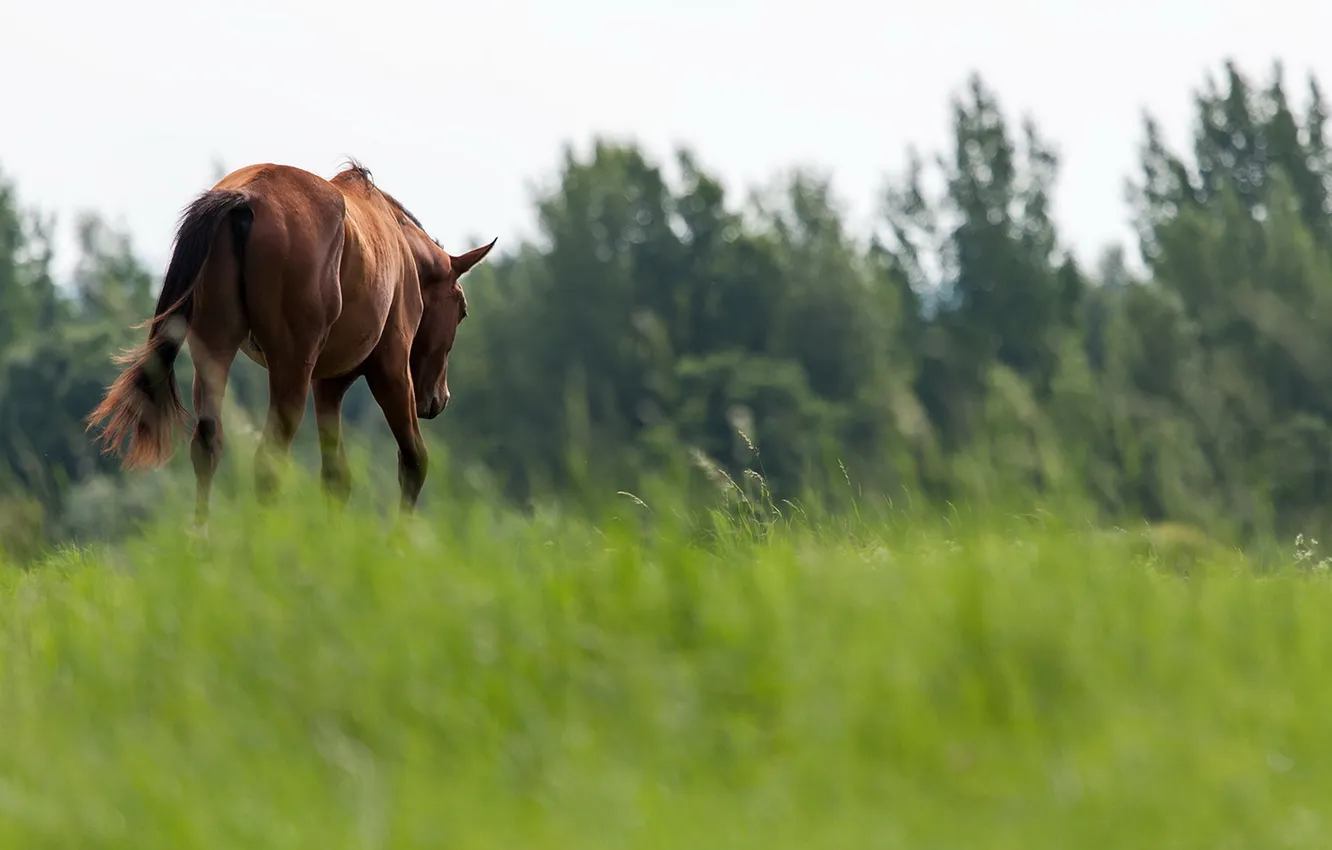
(4, 60), (1332, 557)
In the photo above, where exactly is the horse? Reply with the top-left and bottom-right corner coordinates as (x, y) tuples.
(85, 160), (496, 524)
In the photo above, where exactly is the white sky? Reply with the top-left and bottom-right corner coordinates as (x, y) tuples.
(4, 0), (1332, 280)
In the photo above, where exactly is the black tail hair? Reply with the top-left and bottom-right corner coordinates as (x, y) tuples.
(87, 189), (253, 468)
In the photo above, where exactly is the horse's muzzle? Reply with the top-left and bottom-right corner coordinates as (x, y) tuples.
(419, 395), (449, 420)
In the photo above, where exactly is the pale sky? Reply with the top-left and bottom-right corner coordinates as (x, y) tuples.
(5, 0), (1332, 281)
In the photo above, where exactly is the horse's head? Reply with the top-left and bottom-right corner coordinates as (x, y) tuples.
(408, 236), (496, 420)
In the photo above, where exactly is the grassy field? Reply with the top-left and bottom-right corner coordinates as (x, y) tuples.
(2, 469), (1332, 848)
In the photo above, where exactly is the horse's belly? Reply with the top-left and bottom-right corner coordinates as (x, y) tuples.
(235, 332), (368, 378)
(313, 299), (392, 378)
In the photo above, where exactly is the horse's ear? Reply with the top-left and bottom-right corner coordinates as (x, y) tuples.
(450, 238), (497, 277)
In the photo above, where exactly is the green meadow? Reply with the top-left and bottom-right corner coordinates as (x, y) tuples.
(2, 461), (1330, 849)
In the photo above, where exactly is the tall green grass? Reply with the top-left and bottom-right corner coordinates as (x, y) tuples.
(2, 464), (1331, 848)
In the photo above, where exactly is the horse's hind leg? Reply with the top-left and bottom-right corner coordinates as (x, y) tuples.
(313, 374), (358, 505)
(189, 340), (241, 526)
(187, 236), (247, 528)
(246, 188), (344, 507)
(254, 359), (316, 502)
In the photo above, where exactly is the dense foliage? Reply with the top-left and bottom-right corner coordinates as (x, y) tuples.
(4, 61), (1331, 557)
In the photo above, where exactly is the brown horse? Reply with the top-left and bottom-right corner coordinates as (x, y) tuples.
(86, 160), (496, 523)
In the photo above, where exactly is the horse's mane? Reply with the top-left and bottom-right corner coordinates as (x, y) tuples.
(335, 158), (441, 248)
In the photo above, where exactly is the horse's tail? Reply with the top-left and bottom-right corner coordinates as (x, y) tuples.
(87, 188), (254, 469)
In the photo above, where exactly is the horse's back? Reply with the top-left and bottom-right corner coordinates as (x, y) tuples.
(221, 163), (345, 227)
(206, 164), (350, 370)
(207, 164), (347, 274)
(207, 162), (401, 288)
(202, 162), (409, 377)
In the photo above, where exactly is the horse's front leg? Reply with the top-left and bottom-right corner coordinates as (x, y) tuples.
(364, 355), (427, 512)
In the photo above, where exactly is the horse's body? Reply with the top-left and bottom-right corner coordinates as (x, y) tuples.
(87, 161), (495, 521)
